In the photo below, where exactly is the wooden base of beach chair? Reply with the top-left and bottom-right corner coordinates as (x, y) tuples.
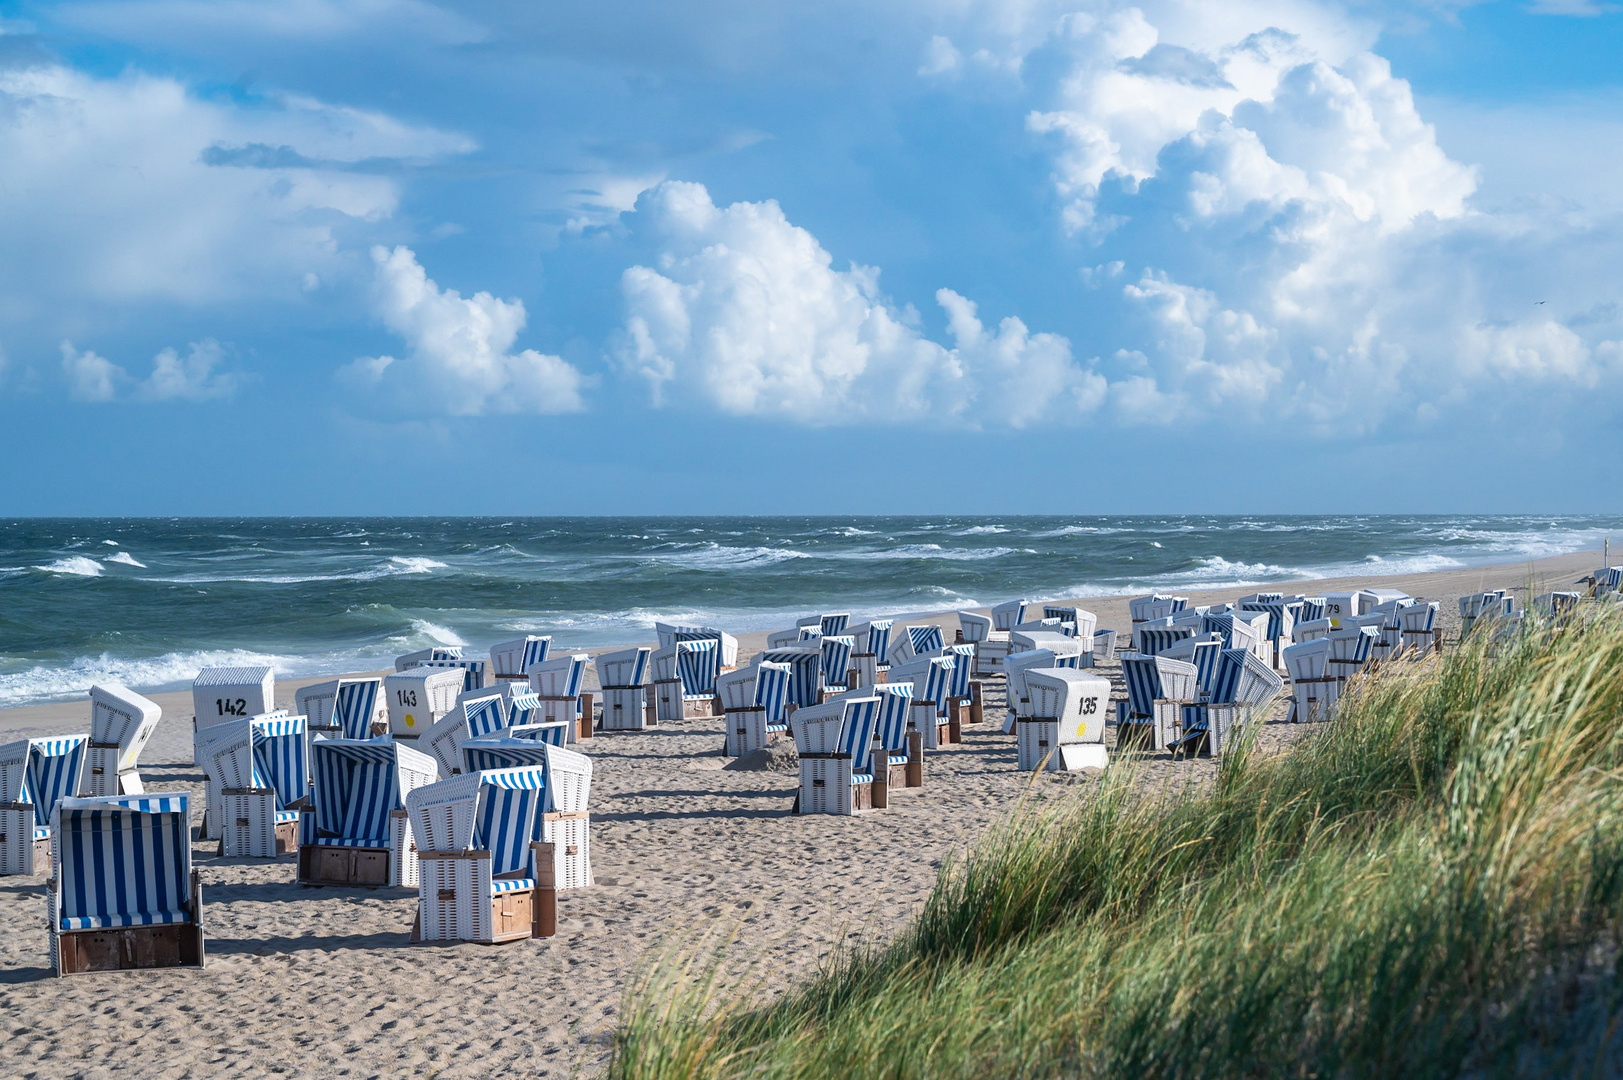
(967, 682), (985, 725)
(947, 699), (965, 743)
(0, 803), (48, 876)
(887, 762), (908, 790)
(56, 921), (205, 975)
(906, 732), (924, 787)
(298, 844), (391, 887)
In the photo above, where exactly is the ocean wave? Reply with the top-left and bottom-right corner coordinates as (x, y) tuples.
(826, 544), (1018, 562)
(142, 554), (448, 585)
(647, 544), (811, 570)
(104, 551), (146, 568)
(1031, 525), (1131, 538)
(102, 540), (120, 547)
(0, 647), (288, 708)
(406, 618), (466, 647)
(954, 525), (1009, 535)
(34, 556), (103, 577)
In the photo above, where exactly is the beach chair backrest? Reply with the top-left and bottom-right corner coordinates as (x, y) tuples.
(1003, 649), (1057, 714)
(861, 619), (894, 661)
(957, 612), (991, 643)
(754, 662), (792, 724)
(946, 644), (976, 699)
(490, 636), (551, 679)
(395, 647), (462, 672)
(251, 715), (309, 807)
(414, 657), (488, 693)
(1029, 670), (1110, 745)
(757, 649), (821, 707)
(992, 600), (1029, 632)
(312, 740), (435, 844)
(54, 793), (190, 929)
(1327, 626), (1378, 665)
(789, 701), (845, 755)
(87, 685), (161, 771)
(596, 646), (650, 689)
(873, 684), (914, 752)
(906, 625), (945, 657)
(1129, 595), (1186, 623)
(530, 654), (589, 698)
(1293, 617), (1333, 643)
(508, 692), (544, 726)
(1137, 625), (1196, 657)
(839, 698), (880, 776)
(676, 640), (720, 696)
(332, 678), (382, 740)
(821, 635), (855, 687)
(1121, 656), (1198, 715)
(505, 722), (572, 746)
(458, 740), (591, 812)
(0, 736), (90, 826)
(1400, 602), (1439, 634)
(474, 766), (547, 876)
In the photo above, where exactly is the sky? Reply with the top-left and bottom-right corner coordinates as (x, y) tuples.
(0, 0), (1619, 515)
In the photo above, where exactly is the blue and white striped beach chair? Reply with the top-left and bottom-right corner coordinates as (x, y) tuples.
(792, 696), (881, 816)
(719, 662), (793, 756)
(415, 657), (490, 693)
(396, 646), (463, 671)
(870, 683), (916, 789)
(652, 641), (720, 722)
(1118, 655), (1198, 751)
(385, 667), (466, 740)
(886, 654), (955, 750)
(1017, 669), (1111, 772)
(1326, 626), (1378, 685)
(1, 735), (90, 876)
(1241, 601), (1295, 668)
(847, 619), (894, 686)
(820, 635), (855, 693)
(1002, 648), (1084, 732)
(756, 647), (823, 710)
(1160, 634), (1225, 700)
(598, 645), (652, 731)
(459, 738), (594, 889)
(201, 714), (308, 857)
(527, 653), (593, 739)
(86, 684), (161, 798)
(1399, 602), (1441, 658)
(656, 623), (740, 668)
(49, 792), (202, 975)
(906, 624), (946, 659)
(1133, 625), (1196, 657)
(299, 739), (437, 888)
(422, 690), (510, 778)
(1594, 567), (1623, 598)
(490, 636), (551, 682)
(295, 677), (383, 743)
(1283, 637), (1336, 723)
(407, 765), (552, 943)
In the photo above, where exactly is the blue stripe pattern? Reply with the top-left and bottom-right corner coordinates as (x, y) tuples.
(20, 737), (89, 827)
(873, 685), (913, 755)
(820, 635), (854, 687)
(311, 740), (409, 846)
(820, 614), (850, 636)
(473, 767), (546, 877)
(946, 644), (975, 699)
(758, 650), (822, 707)
(864, 620), (893, 662)
(754, 662), (792, 725)
(335, 680), (380, 741)
(56, 794), (190, 931)
(906, 625), (945, 656)
(508, 692), (543, 726)
(463, 694), (509, 739)
(1298, 599), (1326, 623)
(837, 698), (879, 776)
(505, 723), (571, 746)
(522, 638), (551, 672)
(1138, 627), (1195, 656)
(676, 640), (721, 696)
(251, 717), (308, 809)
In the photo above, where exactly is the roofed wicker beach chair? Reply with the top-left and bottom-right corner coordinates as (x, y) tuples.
(1398, 601), (1442, 658)
(1092, 628), (1119, 664)
(820, 634), (855, 694)
(406, 765), (556, 944)
(1349, 610), (1402, 664)
(848, 619), (894, 686)
(655, 623), (740, 668)
(1326, 625), (1379, 686)
(1, 735), (89, 876)
(1042, 605), (1098, 643)
(396, 646), (463, 671)
(945, 642), (978, 732)
(85, 684), (160, 797)
(1118, 654), (1198, 751)
(1010, 626), (1090, 664)
(719, 662), (792, 756)
(1292, 617), (1333, 644)
(49, 792), (202, 975)
(1202, 611), (1265, 660)
(190, 665), (274, 764)
(754, 647), (824, 712)
(1459, 591), (1514, 640)
(1593, 567), (1623, 598)
(1130, 594), (1188, 650)
(299, 739), (437, 888)
(296, 676), (387, 746)
(597, 645), (653, 731)
(767, 628), (805, 650)
(1533, 591), (1583, 619)
(413, 657), (490, 694)
(905, 624), (947, 659)
(200, 714), (308, 857)
(885, 654), (955, 750)
(1133, 624), (1197, 657)
(1171, 648), (1284, 757)
(1282, 637), (1335, 723)
(973, 599), (1028, 676)
(653, 640), (721, 722)
(1159, 633), (1225, 700)
(490, 636), (551, 682)
(798, 613), (850, 637)
(1002, 648), (1085, 733)
(385, 667), (465, 741)
(1240, 599), (1298, 668)
(1017, 669), (1110, 772)
(459, 739), (594, 889)
(527, 653), (594, 741)
(868, 683), (918, 793)
(422, 690), (510, 778)
(791, 696), (881, 816)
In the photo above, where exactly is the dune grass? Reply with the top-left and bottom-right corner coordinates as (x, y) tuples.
(611, 605), (1623, 1079)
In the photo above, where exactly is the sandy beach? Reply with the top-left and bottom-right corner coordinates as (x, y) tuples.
(0, 549), (1602, 1078)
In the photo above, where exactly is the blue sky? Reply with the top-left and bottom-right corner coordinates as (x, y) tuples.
(0, 0), (1619, 515)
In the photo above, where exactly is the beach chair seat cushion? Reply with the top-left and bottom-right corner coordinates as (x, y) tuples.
(34, 824), (51, 841)
(273, 810), (301, 824)
(62, 909), (192, 931)
(308, 834), (389, 848)
(490, 877), (536, 894)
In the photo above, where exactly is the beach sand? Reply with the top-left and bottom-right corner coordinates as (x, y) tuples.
(0, 549), (1602, 1077)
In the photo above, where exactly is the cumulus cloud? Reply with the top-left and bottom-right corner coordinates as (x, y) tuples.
(341, 246), (586, 416)
(928, 0), (1623, 433)
(616, 181), (1104, 427)
(61, 340), (238, 402)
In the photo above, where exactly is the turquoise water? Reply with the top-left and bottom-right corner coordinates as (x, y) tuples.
(0, 515), (1615, 706)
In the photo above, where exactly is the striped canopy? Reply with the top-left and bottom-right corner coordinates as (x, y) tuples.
(54, 793), (191, 931)
(757, 649), (822, 708)
(906, 625), (945, 656)
(873, 684), (914, 754)
(310, 740), (420, 846)
(820, 635), (854, 688)
(888, 656), (952, 709)
(509, 692), (544, 726)
(251, 716), (308, 808)
(462, 693), (509, 739)
(0, 735), (89, 827)
(676, 640), (720, 697)
(946, 644), (976, 699)
(837, 698), (879, 776)
(1297, 598), (1327, 624)
(755, 662), (792, 725)
(505, 722), (571, 746)
(335, 679), (381, 740)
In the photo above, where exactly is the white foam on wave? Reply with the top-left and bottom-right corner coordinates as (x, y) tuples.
(390, 556), (448, 573)
(0, 647), (285, 709)
(954, 525), (1009, 536)
(828, 544), (1019, 562)
(649, 544), (810, 570)
(102, 540), (119, 547)
(1030, 525), (1131, 538)
(143, 554), (450, 585)
(406, 618), (466, 647)
(34, 556), (103, 577)
(103, 551), (146, 568)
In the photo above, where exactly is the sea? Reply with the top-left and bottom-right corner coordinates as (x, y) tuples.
(1, 515), (1617, 708)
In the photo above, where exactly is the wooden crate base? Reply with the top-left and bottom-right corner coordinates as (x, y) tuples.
(298, 844), (390, 886)
(57, 922), (203, 975)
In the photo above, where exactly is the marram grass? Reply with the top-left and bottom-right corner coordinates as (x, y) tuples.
(612, 606), (1623, 1079)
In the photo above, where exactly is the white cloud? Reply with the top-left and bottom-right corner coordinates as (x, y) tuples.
(617, 180), (1103, 428)
(61, 339), (237, 402)
(341, 246), (586, 416)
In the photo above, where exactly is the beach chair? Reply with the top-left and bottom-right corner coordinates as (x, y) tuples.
(655, 623), (740, 668)
(413, 657), (490, 694)
(1017, 670), (1110, 772)
(797, 613), (850, 637)
(396, 646), (463, 672)
(1130, 595), (1187, 650)
(460, 739), (594, 889)
(1201, 613), (1261, 657)
(86, 684), (160, 797)
(296, 677), (386, 746)
(49, 793), (202, 975)
(299, 739), (437, 888)
(945, 642), (977, 732)
(1134, 625), (1197, 657)
(1326, 626), (1378, 686)
(906, 624), (946, 659)
(1350, 611), (1401, 664)
(1292, 617), (1333, 644)
(385, 667), (465, 741)
(1003, 648), (1084, 731)
(1042, 606), (1098, 643)
(886, 655), (954, 750)
(407, 765), (555, 944)
(191, 665), (274, 763)
(1010, 627), (1089, 665)
(868, 684), (918, 792)
(1240, 601), (1296, 668)
(720, 662), (792, 756)
(1533, 592), (1582, 619)
(1322, 591), (1376, 628)
(422, 690), (510, 778)
(820, 635), (855, 693)
(597, 645), (652, 731)
(527, 653), (594, 740)
(1092, 629), (1118, 664)
(1118, 655), (1197, 751)
(1398, 602), (1441, 658)
(1592, 567), (1623, 598)
(976, 600), (1027, 675)
(1171, 649), (1282, 757)
(652, 641), (720, 722)
(766, 628), (803, 650)
(1, 735), (90, 876)
(1283, 638), (1336, 723)
(1160, 634), (1225, 700)
(792, 697), (881, 816)
(847, 620), (894, 686)
(754, 647), (823, 711)
(201, 714), (308, 857)
(1459, 591), (1513, 639)
(490, 636), (551, 682)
